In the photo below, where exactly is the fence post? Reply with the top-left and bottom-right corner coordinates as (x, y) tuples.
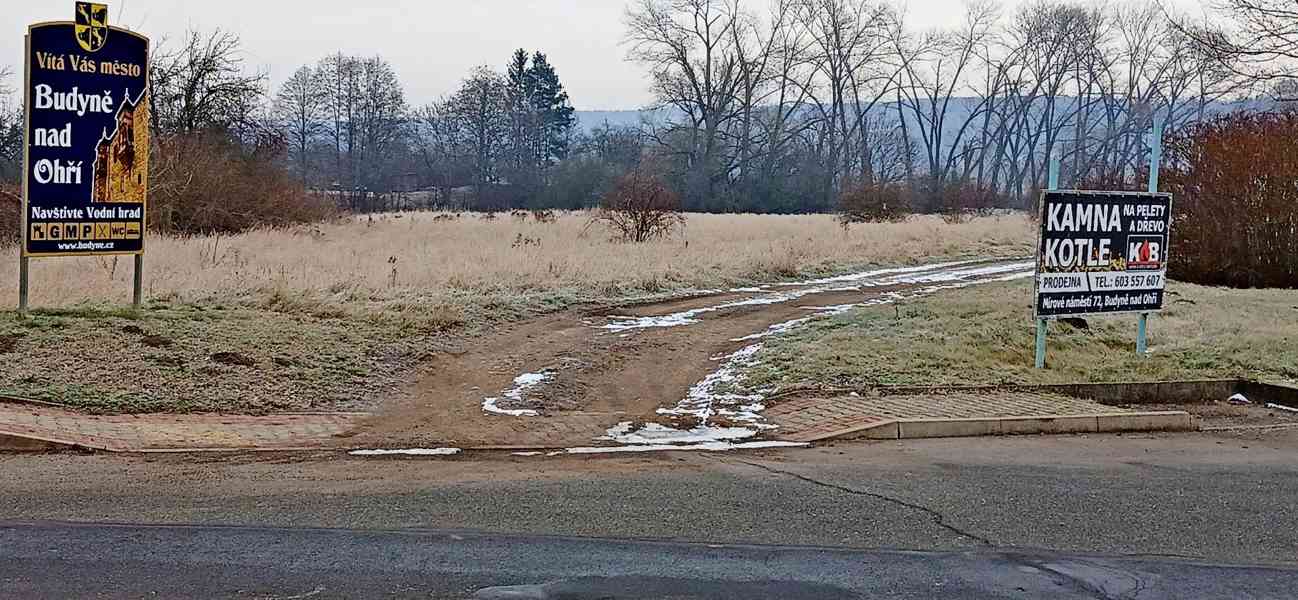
(1035, 156), (1062, 369)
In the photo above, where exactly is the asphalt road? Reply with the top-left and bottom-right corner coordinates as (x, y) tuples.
(2, 431), (1296, 598)
(2, 521), (1296, 599)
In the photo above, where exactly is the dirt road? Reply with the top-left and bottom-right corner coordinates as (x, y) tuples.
(346, 258), (1033, 449)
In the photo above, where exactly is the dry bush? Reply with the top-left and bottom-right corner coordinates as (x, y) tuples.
(0, 183), (18, 247)
(0, 211), (1035, 312)
(1163, 111), (1298, 288)
(837, 180), (911, 225)
(589, 167), (685, 242)
(150, 133), (336, 235)
(934, 181), (1007, 224)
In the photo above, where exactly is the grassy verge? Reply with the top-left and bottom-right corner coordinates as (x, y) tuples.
(742, 280), (1298, 391)
(0, 302), (454, 414)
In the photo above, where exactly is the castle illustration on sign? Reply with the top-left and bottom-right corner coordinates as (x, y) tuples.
(92, 87), (148, 203)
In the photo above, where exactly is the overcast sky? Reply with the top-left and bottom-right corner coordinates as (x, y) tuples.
(8, 0), (1204, 110)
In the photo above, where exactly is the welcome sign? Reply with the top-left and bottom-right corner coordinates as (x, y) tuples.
(1035, 190), (1173, 319)
(23, 2), (149, 257)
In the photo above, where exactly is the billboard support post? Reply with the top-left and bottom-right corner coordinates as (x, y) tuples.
(132, 254), (143, 308)
(18, 256), (29, 316)
(1137, 121), (1164, 357)
(1035, 156), (1062, 369)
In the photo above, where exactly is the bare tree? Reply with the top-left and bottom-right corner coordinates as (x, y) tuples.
(273, 65), (326, 186)
(0, 67), (21, 184)
(352, 56), (408, 206)
(150, 29), (266, 137)
(447, 66), (510, 207)
(894, 0), (1000, 209)
(625, 0), (751, 209)
(1175, 0), (1298, 97)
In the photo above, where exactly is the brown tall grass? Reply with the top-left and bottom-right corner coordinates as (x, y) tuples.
(0, 211), (1033, 316)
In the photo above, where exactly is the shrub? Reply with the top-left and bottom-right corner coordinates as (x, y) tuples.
(1162, 111), (1298, 288)
(589, 166), (685, 242)
(0, 183), (18, 247)
(149, 132), (336, 235)
(934, 180), (1006, 223)
(837, 180), (911, 224)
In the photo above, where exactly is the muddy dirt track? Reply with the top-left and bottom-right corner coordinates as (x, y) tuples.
(344, 258), (1033, 449)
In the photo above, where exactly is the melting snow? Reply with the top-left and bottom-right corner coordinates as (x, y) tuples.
(349, 448), (462, 456)
(601, 259), (1031, 333)
(601, 421), (757, 444)
(879, 261), (1034, 285)
(564, 441), (809, 454)
(777, 258), (988, 286)
(482, 371), (554, 417)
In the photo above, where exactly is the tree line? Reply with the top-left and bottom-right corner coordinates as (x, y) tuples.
(1, 0), (1296, 229)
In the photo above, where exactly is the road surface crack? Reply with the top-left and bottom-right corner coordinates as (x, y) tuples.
(735, 460), (993, 546)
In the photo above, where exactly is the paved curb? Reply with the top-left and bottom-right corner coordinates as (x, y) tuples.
(0, 412), (1200, 454)
(800, 411), (1198, 442)
(0, 431), (102, 452)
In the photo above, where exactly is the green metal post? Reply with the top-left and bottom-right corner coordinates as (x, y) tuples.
(1137, 121), (1163, 356)
(1035, 156), (1062, 369)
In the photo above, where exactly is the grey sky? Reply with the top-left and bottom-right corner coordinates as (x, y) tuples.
(8, 0), (1204, 110)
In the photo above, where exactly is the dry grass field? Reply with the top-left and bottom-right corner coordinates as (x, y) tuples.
(0, 211), (1035, 413)
(2, 211), (1033, 319)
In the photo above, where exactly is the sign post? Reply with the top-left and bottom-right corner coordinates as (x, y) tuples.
(17, 2), (149, 313)
(1137, 121), (1164, 356)
(1034, 156), (1062, 369)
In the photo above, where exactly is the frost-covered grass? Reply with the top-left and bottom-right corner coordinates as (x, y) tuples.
(742, 279), (1298, 389)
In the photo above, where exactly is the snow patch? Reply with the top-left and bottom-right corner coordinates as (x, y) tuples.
(482, 371), (554, 417)
(601, 421), (757, 444)
(601, 259), (1031, 333)
(564, 441), (809, 454)
(778, 258), (1003, 286)
(349, 447), (461, 457)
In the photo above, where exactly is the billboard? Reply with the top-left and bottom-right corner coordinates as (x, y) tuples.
(1035, 190), (1173, 319)
(22, 3), (150, 257)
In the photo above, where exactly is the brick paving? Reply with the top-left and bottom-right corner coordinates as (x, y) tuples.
(0, 401), (365, 451)
(1, 390), (1133, 452)
(765, 390), (1129, 442)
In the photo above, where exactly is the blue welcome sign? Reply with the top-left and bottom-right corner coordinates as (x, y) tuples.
(23, 2), (149, 257)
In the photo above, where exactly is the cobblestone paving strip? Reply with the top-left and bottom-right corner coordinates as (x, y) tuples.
(0, 400), (366, 451)
(765, 391), (1132, 442)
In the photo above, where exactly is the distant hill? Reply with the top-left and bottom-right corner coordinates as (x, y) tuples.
(575, 110), (648, 132)
(575, 97), (1271, 137)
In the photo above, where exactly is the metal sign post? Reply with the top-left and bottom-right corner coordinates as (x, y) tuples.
(133, 254), (143, 308)
(1034, 157), (1062, 369)
(18, 257), (30, 316)
(1137, 121), (1164, 356)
